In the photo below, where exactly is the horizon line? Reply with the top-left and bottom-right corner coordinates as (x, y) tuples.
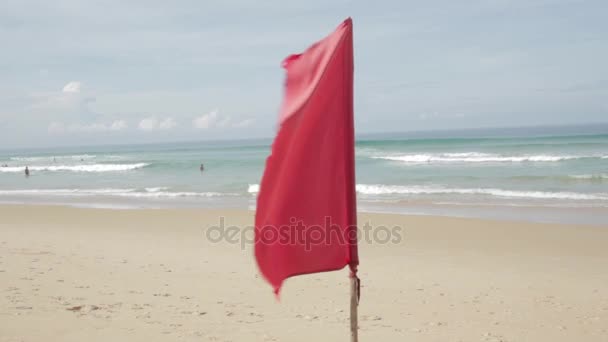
(2, 121), (608, 152)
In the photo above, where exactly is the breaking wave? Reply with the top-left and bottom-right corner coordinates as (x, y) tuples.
(0, 188), (227, 198)
(355, 184), (608, 201)
(370, 152), (599, 164)
(247, 183), (607, 201)
(9, 154), (97, 162)
(0, 163), (148, 173)
(568, 174), (608, 180)
(248, 184), (260, 194)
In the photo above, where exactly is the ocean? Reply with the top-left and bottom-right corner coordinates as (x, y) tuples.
(1, 124), (608, 224)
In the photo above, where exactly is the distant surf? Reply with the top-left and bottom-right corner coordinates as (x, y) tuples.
(0, 188), (228, 198)
(1, 128), (607, 222)
(9, 154), (97, 162)
(354, 184), (608, 201)
(248, 183), (608, 202)
(248, 184), (260, 194)
(568, 174), (608, 180)
(369, 152), (601, 164)
(0, 163), (148, 173)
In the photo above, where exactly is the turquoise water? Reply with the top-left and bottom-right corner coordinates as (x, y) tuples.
(1, 125), (607, 224)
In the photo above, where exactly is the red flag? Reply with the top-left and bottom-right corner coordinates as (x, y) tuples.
(255, 18), (358, 295)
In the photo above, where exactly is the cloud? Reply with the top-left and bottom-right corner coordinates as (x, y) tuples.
(192, 110), (254, 129)
(193, 110), (219, 129)
(217, 116), (232, 128)
(138, 117), (177, 131)
(138, 118), (157, 131)
(62, 81), (82, 93)
(110, 120), (128, 130)
(233, 118), (254, 128)
(158, 117), (177, 130)
(48, 120), (128, 134)
(28, 81), (97, 121)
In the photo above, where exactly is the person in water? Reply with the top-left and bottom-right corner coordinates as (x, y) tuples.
(25, 166), (30, 177)
(200, 163), (205, 172)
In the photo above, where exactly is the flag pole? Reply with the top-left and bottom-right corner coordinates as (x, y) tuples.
(350, 273), (359, 342)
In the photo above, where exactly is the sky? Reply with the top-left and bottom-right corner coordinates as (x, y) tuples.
(1, 0), (607, 148)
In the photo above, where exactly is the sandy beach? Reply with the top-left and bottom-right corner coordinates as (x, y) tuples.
(1, 205), (607, 341)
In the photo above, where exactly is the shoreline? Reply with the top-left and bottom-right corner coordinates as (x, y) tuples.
(1, 199), (608, 226)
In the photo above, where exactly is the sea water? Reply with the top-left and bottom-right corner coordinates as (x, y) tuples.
(1, 124), (607, 224)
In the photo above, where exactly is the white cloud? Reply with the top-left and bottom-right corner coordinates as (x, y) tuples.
(48, 120), (128, 134)
(28, 81), (97, 123)
(233, 118), (254, 128)
(138, 117), (177, 131)
(193, 110), (219, 129)
(192, 110), (253, 129)
(217, 116), (232, 128)
(138, 118), (158, 131)
(62, 81), (82, 93)
(109, 120), (128, 130)
(158, 117), (176, 130)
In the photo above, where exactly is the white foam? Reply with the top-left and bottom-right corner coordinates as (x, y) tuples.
(371, 152), (588, 164)
(115, 191), (225, 198)
(0, 188), (226, 198)
(0, 188), (136, 196)
(248, 184), (260, 194)
(247, 183), (606, 201)
(355, 184), (608, 201)
(568, 174), (608, 180)
(443, 152), (490, 157)
(9, 154), (96, 162)
(144, 187), (169, 192)
(0, 163), (148, 173)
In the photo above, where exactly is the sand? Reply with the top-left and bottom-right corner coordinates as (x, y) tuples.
(1, 204), (607, 341)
